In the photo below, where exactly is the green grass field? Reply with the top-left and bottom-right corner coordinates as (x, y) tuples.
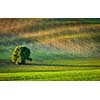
(0, 58), (100, 81)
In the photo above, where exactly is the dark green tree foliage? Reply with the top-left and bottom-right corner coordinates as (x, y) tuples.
(12, 46), (32, 64)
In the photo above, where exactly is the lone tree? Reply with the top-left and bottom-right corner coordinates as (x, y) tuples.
(12, 46), (32, 64)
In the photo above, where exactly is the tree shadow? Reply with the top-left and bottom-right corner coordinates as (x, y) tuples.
(0, 59), (100, 67)
(25, 63), (67, 67)
(25, 63), (100, 67)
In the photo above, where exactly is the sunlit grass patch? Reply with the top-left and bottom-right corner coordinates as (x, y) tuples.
(0, 69), (100, 81)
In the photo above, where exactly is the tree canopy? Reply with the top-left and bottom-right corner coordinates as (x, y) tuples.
(11, 46), (32, 64)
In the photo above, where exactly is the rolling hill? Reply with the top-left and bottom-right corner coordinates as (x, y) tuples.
(0, 18), (100, 60)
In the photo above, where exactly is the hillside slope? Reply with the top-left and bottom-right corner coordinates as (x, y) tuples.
(0, 18), (100, 60)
